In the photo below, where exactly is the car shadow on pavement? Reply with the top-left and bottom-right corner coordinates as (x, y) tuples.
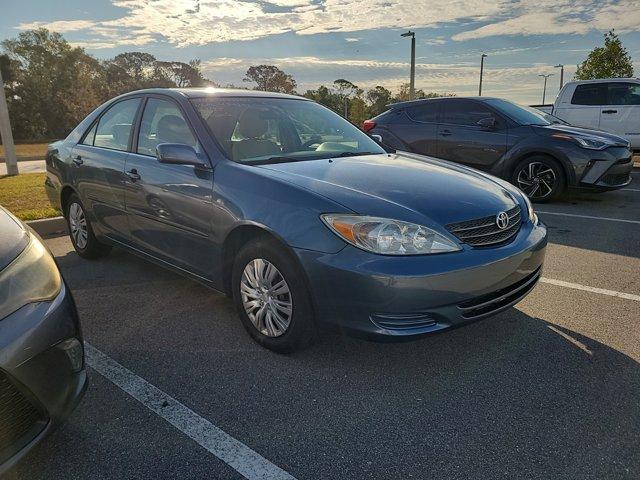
(40, 246), (640, 480)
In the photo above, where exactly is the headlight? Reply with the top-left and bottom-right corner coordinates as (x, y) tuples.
(552, 133), (616, 150)
(321, 214), (461, 255)
(0, 234), (62, 320)
(521, 193), (538, 224)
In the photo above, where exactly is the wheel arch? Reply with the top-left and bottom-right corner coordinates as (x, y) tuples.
(59, 185), (78, 218)
(508, 151), (574, 186)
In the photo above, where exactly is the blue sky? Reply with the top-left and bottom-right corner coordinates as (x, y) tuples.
(2, 0), (639, 104)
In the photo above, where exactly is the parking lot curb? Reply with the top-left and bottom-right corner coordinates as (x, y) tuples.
(27, 216), (67, 238)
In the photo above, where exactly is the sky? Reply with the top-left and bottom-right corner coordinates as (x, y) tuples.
(1, 0), (640, 104)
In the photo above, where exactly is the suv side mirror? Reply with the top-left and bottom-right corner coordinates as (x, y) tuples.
(371, 134), (383, 143)
(477, 117), (496, 129)
(156, 143), (209, 168)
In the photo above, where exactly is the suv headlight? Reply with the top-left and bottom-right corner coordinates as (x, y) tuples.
(321, 214), (460, 255)
(0, 233), (62, 320)
(552, 132), (619, 150)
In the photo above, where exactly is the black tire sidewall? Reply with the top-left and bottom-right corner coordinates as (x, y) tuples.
(231, 237), (315, 353)
(66, 194), (110, 258)
(512, 156), (565, 203)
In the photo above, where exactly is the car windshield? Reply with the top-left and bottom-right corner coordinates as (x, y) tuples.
(191, 96), (385, 164)
(484, 98), (566, 126)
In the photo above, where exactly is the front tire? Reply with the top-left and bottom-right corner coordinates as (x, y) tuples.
(512, 156), (565, 202)
(65, 194), (111, 259)
(232, 237), (316, 353)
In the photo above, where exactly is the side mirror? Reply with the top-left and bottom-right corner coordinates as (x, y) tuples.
(477, 117), (496, 130)
(371, 134), (383, 143)
(156, 143), (208, 168)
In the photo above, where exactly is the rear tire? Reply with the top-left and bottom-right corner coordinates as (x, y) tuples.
(232, 236), (316, 353)
(65, 194), (111, 259)
(512, 155), (565, 203)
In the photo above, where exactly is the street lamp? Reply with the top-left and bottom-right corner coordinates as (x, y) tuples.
(554, 64), (564, 91)
(479, 54), (487, 96)
(539, 73), (554, 104)
(401, 30), (415, 100)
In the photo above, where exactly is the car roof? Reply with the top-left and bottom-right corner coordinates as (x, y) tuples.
(120, 87), (310, 101)
(564, 78), (640, 85)
(387, 96), (500, 109)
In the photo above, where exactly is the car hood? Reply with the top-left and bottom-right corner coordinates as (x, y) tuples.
(0, 207), (29, 271)
(256, 152), (520, 228)
(533, 123), (629, 145)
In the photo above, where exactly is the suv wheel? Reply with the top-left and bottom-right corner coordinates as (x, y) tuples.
(66, 194), (111, 258)
(512, 156), (565, 202)
(232, 237), (316, 353)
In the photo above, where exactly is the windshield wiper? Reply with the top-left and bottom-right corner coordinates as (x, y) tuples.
(330, 151), (381, 158)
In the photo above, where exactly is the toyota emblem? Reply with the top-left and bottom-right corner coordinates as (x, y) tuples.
(496, 211), (509, 230)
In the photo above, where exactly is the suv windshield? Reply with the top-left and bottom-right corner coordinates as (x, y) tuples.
(191, 96), (385, 164)
(484, 98), (566, 126)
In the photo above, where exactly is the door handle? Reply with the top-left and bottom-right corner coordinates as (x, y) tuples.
(602, 109), (618, 114)
(126, 168), (141, 181)
(72, 155), (83, 165)
(440, 130), (452, 137)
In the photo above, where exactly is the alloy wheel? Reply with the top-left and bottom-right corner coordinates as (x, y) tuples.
(240, 258), (293, 337)
(516, 161), (557, 200)
(68, 202), (88, 249)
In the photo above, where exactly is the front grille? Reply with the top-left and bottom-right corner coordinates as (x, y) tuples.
(371, 313), (437, 331)
(0, 371), (46, 458)
(446, 205), (522, 248)
(600, 173), (630, 186)
(458, 267), (541, 319)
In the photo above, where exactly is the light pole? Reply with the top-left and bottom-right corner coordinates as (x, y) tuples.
(401, 31), (415, 100)
(479, 54), (487, 96)
(0, 66), (18, 176)
(554, 64), (564, 91)
(539, 73), (553, 104)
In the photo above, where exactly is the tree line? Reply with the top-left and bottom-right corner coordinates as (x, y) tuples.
(0, 29), (453, 142)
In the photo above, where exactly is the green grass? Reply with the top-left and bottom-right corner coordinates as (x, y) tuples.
(0, 173), (60, 221)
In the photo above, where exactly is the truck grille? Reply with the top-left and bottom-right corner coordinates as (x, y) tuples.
(446, 205), (522, 248)
(0, 371), (47, 459)
(458, 267), (541, 319)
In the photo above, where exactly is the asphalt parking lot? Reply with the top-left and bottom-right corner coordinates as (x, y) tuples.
(7, 172), (640, 480)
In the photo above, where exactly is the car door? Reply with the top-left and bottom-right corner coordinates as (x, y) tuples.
(436, 99), (507, 169)
(561, 83), (607, 129)
(72, 97), (142, 243)
(124, 95), (216, 279)
(599, 82), (640, 148)
(392, 101), (440, 156)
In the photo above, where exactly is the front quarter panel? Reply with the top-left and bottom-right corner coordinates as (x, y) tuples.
(212, 160), (350, 254)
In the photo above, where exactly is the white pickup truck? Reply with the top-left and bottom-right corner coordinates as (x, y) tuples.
(533, 78), (640, 151)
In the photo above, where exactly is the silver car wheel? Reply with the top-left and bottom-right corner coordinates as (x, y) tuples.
(68, 202), (88, 249)
(240, 258), (292, 337)
(516, 161), (556, 200)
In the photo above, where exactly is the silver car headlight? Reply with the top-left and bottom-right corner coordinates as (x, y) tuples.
(552, 132), (620, 150)
(521, 193), (538, 224)
(321, 214), (461, 255)
(0, 233), (62, 320)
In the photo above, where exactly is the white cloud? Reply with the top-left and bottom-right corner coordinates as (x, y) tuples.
(345, 37), (360, 42)
(17, 19), (97, 33)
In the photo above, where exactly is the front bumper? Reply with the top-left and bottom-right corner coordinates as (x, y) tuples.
(575, 146), (633, 191)
(0, 282), (87, 475)
(296, 220), (547, 338)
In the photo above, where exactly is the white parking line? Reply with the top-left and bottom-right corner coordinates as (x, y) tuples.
(537, 211), (640, 225)
(622, 188), (640, 192)
(540, 277), (640, 302)
(84, 343), (297, 480)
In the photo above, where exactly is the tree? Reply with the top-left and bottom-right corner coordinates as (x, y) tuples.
(157, 59), (212, 88)
(366, 86), (393, 116)
(243, 65), (297, 94)
(575, 30), (634, 80)
(393, 83), (456, 103)
(1, 28), (105, 140)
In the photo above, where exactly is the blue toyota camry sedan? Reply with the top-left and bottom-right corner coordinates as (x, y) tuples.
(46, 88), (547, 352)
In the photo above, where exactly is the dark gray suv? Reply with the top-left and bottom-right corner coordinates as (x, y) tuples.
(364, 97), (633, 201)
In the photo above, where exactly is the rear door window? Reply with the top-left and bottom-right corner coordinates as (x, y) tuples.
(571, 84), (608, 105)
(406, 102), (438, 123)
(606, 82), (640, 105)
(94, 98), (141, 151)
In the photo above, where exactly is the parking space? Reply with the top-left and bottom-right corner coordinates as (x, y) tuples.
(6, 185), (640, 480)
